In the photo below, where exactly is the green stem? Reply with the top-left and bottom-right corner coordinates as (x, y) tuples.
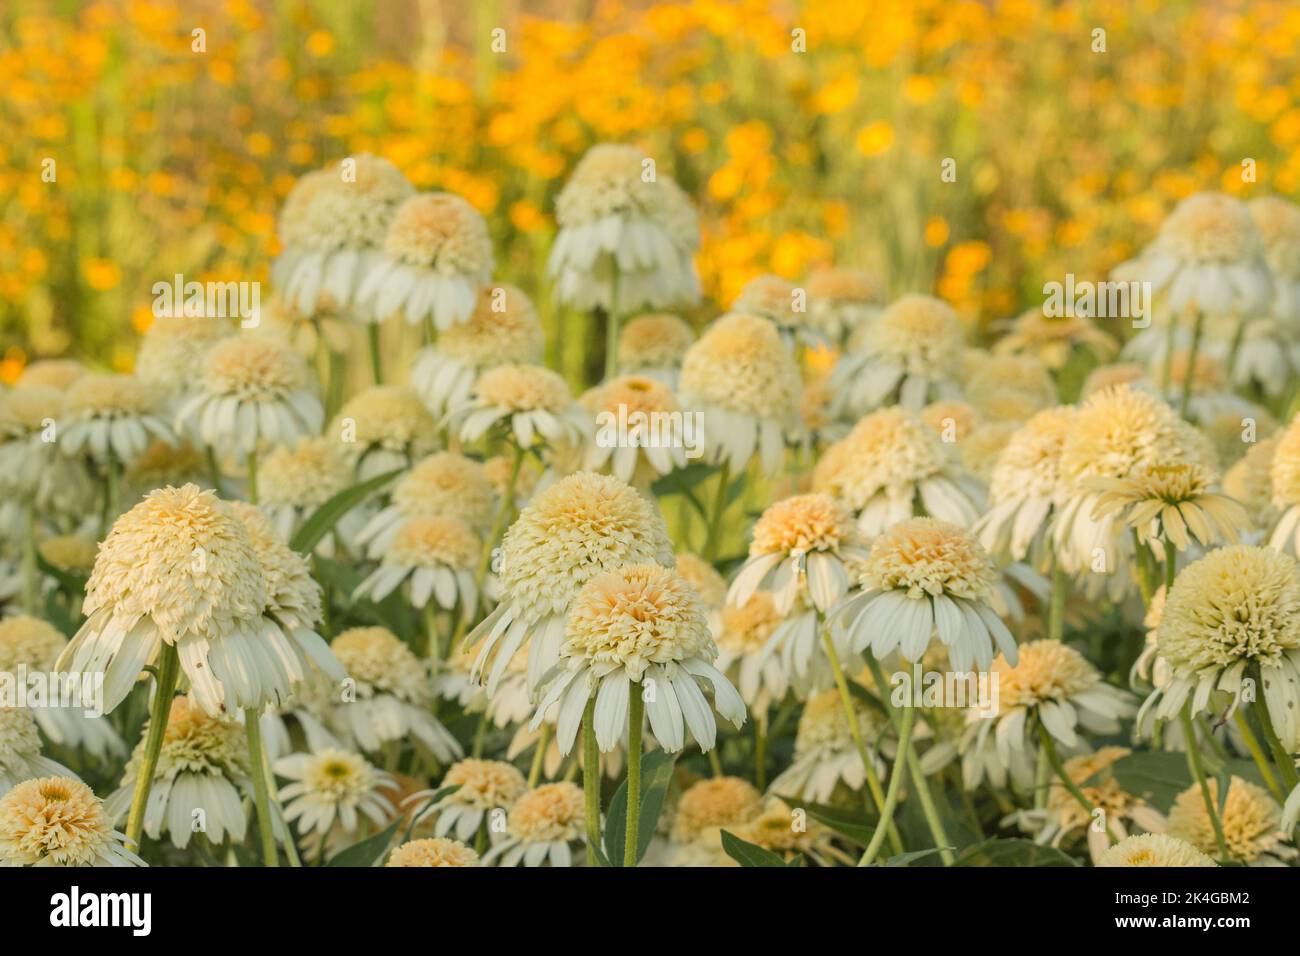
(624, 684), (644, 867)
(245, 709), (279, 866)
(582, 698), (601, 865)
(1131, 529), (1155, 606)
(124, 643), (181, 850)
(205, 444), (223, 495)
(702, 460), (732, 562)
(1254, 692), (1300, 793)
(754, 710), (768, 791)
(1179, 705), (1228, 860)
(1046, 561), (1067, 642)
(857, 704), (915, 866)
(823, 631), (902, 855)
(422, 600), (440, 663)
(863, 655), (954, 864)
(1038, 721), (1118, 846)
(527, 723), (552, 788)
(246, 451), (258, 504)
(1234, 709), (1283, 803)
(1163, 537), (1177, 593)
(706, 747), (723, 777)
(20, 504), (38, 615)
(102, 446), (119, 536)
(1160, 312), (1179, 392)
(604, 263), (620, 381)
(367, 322), (383, 385)
(1178, 309), (1204, 420)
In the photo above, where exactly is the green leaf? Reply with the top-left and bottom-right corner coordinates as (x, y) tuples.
(777, 795), (876, 847)
(603, 750), (676, 865)
(953, 838), (1078, 867)
(326, 818), (403, 867)
(1112, 751), (1193, 811)
(35, 551), (87, 595)
(882, 847), (950, 867)
(720, 829), (796, 867)
(290, 469), (401, 554)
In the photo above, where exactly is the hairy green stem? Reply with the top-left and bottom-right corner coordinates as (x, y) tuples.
(124, 643), (181, 850)
(624, 684), (644, 867)
(858, 704), (915, 866)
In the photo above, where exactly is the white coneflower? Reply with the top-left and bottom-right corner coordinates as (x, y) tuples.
(386, 836), (479, 867)
(124, 438), (208, 499)
(409, 758), (526, 842)
(730, 494), (867, 616)
(581, 375), (688, 487)
(275, 746), (396, 846)
(1224, 435), (1279, 534)
(16, 359), (85, 390)
(532, 565), (745, 754)
(0, 776), (143, 867)
(732, 274), (813, 348)
(1270, 415), (1300, 554)
(832, 518), (1014, 672)
(548, 143), (700, 313)
(1141, 546), (1300, 749)
(1081, 362), (1148, 397)
(0, 617), (123, 762)
(1089, 460), (1248, 552)
(1200, 405), (1277, 472)
(674, 552), (726, 639)
(813, 407), (985, 536)
(666, 776), (764, 866)
(831, 294), (965, 417)
(716, 592), (789, 711)
(175, 334), (323, 460)
(769, 689), (886, 803)
(1051, 385), (1213, 595)
(60, 373), (174, 466)
(258, 436), (360, 548)
(332, 386), (440, 480)
(357, 192), (494, 331)
(1250, 196), (1300, 329)
(356, 452), (495, 559)
(108, 696), (250, 848)
(0, 707), (73, 794)
(961, 422), (1023, 483)
(481, 782), (586, 867)
(36, 535), (97, 577)
(57, 485), (341, 716)
(617, 313), (696, 386)
(1212, 316), (1299, 400)
(962, 351), (1057, 414)
(0, 386), (94, 523)
(325, 627), (461, 762)
(799, 370), (849, 448)
(134, 315), (234, 407)
(678, 313), (802, 477)
(468, 471), (674, 694)
(446, 363), (587, 451)
(805, 266), (882, 346)
(961, 640), (1135, 790)
(1097, 832), (1217, 868)
(1116, 191), (1272, 320)
(1168, 776), (1296, 866)
(1006, 746), (1166, 865)
(993, 306), (1118, 371)
(273, 154), (414, 317)
(353, 515), (481, 614)
(409, 284), (543, 418)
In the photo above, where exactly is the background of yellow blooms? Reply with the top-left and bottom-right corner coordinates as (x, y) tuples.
(3, 0), (1299, 387)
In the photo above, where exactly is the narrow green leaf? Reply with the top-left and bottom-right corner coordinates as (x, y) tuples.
(720, 829), (791, 867)
(326, 818), (403, 867)
(953, 838), (1078, 867)
(290, 469), (401, 554)
(776, 795), (876, 847)
(402, 785), (461, 844)
(604, 750), (676, 865)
